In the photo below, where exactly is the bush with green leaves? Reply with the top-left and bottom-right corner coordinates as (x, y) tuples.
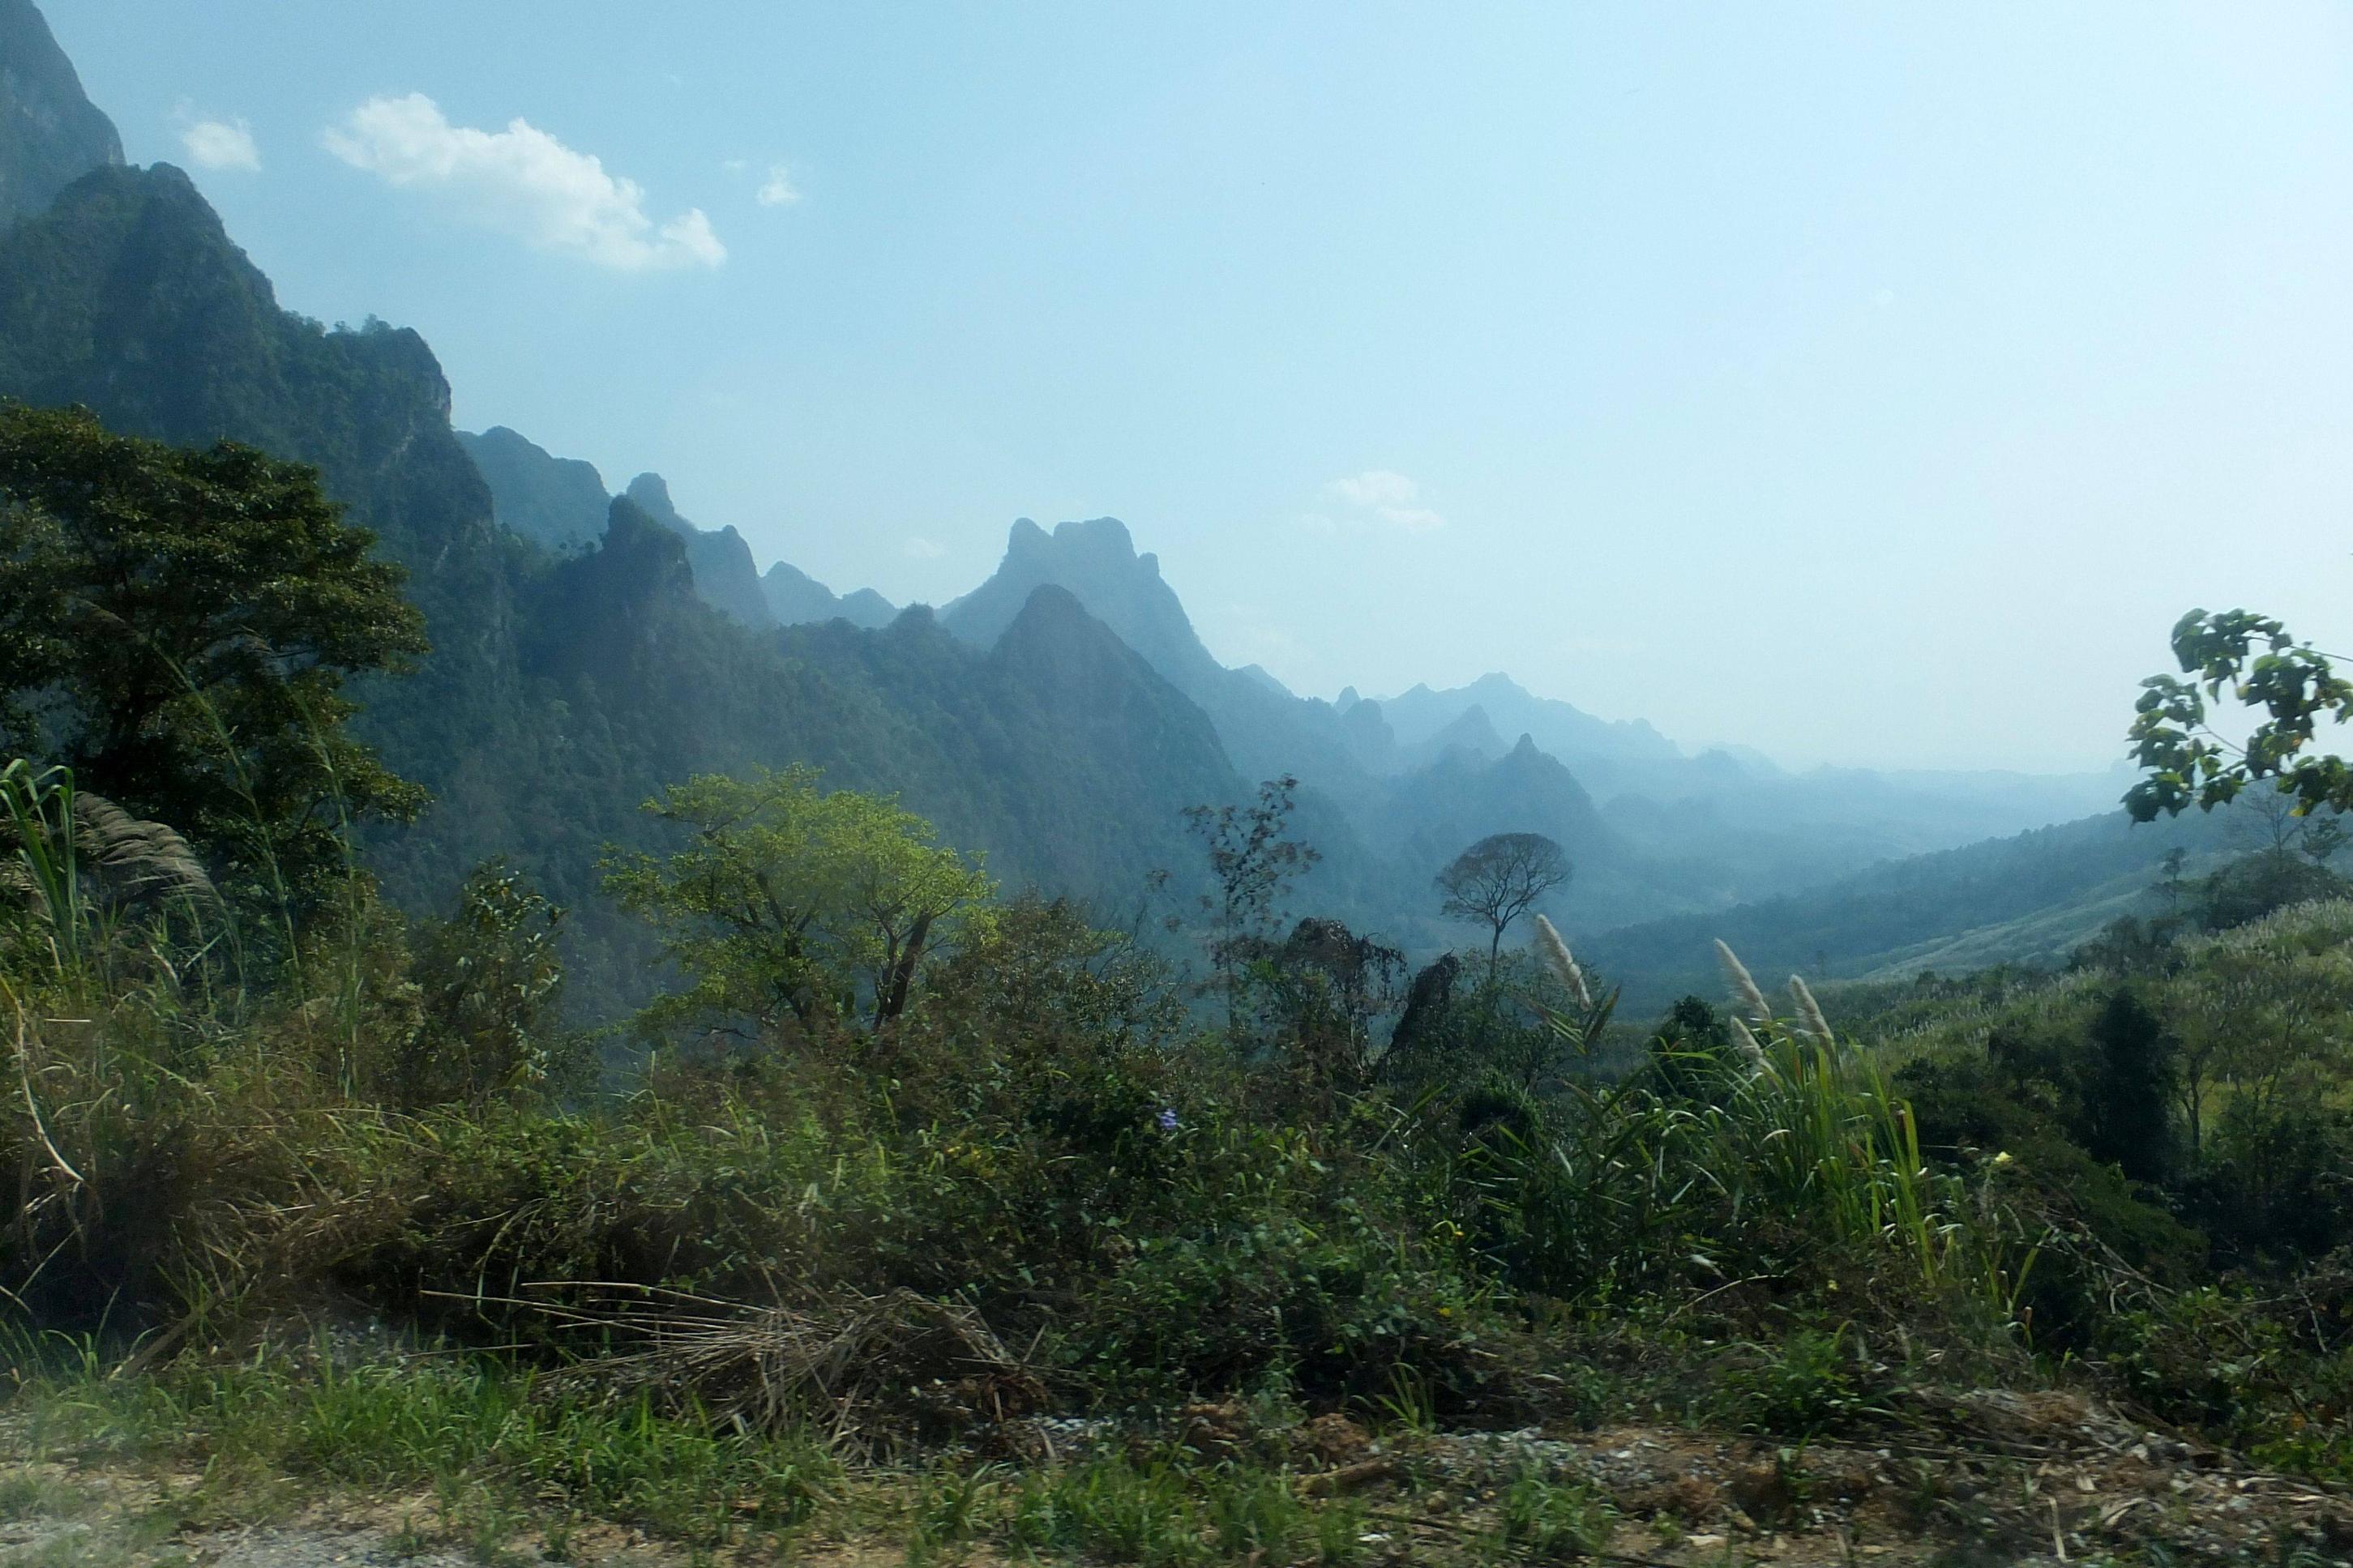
(399, 858), (580, 1108)
(602, 764), (994, 1042)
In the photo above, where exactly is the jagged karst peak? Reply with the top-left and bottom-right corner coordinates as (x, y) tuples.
(457, 427), (609, 552)
(1378, 670), (1679, 769)
(946, 515), (1201, 668)
(1005, 580), (1093, 632)
(1442, 704), (1503, 746)
(622, 472), (680, 523)
(0, 0), (123, 224)
(608, 472), (772, 629)
(760, 559), (896, 630)
(1001, 514), (1157, 571)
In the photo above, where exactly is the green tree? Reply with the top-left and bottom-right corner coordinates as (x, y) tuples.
(602, 766), (994, 1043)
(400, 859), (577, 1108)
(2158, 846), (2188, 910)
(2080, 988), (2178, 1186)
(1182, 775), (1319, 1032)
(1648, 994), (1731, 1102)
(0, 403), (427, 916)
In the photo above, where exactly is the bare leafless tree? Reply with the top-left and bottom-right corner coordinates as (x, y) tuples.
(1435, 831), (1569, 974)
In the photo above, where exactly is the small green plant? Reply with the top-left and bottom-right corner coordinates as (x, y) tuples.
(1722, 1326), (1867, 1438)
(1003, 1455), (1204, 1566)
(1371, 1362), (1437, 1436)
(905, 1463), (999, 1566)
(1495, 1469), (1614, 1562)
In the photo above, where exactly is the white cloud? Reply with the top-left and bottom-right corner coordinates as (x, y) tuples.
(904, 536), (946, 560)
(1324, 469), (1444, 532)
(322, 93), (724, 271)
(755, 164), (801, 207)
(180, 117), (259, 172)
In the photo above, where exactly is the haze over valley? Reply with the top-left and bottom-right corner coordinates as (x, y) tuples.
(10, 11), (2353, 1563)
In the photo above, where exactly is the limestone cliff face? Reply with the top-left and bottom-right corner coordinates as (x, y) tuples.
(458, 427), (612, 553)
(622, 472), (778, 631)
(0, 0), (122, 224)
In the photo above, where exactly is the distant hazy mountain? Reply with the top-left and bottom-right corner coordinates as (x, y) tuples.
(459, 426), (895, 631)
(1385, 733), (1615, 877)
(761, 561), (897, 630)
(942, 516), (1377, 806)
(1375, 672), (2121, 882)
(1335, 696), (1398, 775)
(1381, 673), (1679, 772)
(1396, 704), (1509, 773)
(0, 0), (2199, 1019)
(0, 22), (1251, 1017)
(925, 509), (2143, 927)
(457, 427), (608, 552)
(945, 519), (1211, 681)
(0, 0), (118, 224)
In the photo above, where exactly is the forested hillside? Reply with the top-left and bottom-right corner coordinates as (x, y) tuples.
(0, 0), (2205, 1013)
(16, 7), (2353, 1566)
(0, 141), (1251, 1011)
(1587, 802), (2247, 1009)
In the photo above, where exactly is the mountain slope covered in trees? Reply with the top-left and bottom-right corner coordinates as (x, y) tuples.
(1583, 802), (2246, 1010)
(0, 139), (1253, 1011)
(0, 2), (2194, 1017)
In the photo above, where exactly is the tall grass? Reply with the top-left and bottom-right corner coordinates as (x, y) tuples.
(0, 761), (88, 979)
(1482, 941), (2026, 1322)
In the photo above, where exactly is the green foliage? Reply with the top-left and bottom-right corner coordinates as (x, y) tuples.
(0, 759), (201, 983)
(1645, 994), (1731, 1101)
(0, 402), (426, 918)
(1259, 916), (1408, 1093)
(2128, 607), (2353, 821)
(2079, 988), (2178, 1186)
(399, 859), (580, 1108)
(1494, 1470), (1614, 1562)
(10, 1343), (832, 1549)
(1184, 774), (1320, 1032)
(2196, 850), (2352, 930)
(1385, 948), (1606, 1100)
(999, 1452), (1366, 1568)
(1719, 1326), (1867, 1438)
(1473, 1014), (2004, 1318)
(603, 765), (994, 1040)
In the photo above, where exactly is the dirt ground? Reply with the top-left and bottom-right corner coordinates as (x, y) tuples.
(6, 1390), (2353, 1567)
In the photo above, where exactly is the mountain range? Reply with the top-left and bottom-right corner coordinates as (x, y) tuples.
(0, 0), (2200, 1018)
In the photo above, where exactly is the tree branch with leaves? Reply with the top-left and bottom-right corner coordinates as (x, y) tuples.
(2128, 608), (2353, 822)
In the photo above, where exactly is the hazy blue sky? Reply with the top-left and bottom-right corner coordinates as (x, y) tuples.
(44, 2), (2353, 771)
